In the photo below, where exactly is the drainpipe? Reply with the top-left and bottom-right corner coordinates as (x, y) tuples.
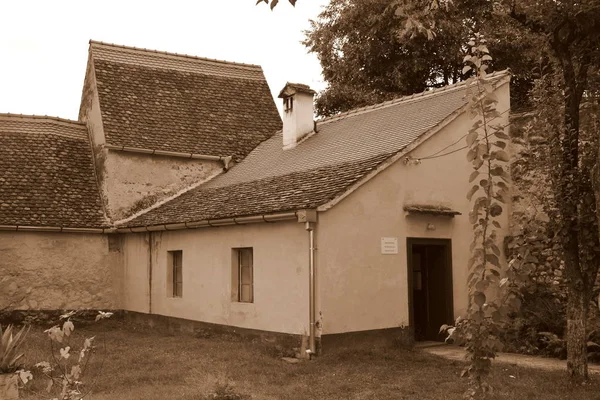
(306, 221), (316, 357)
(148, 232), (153, 314)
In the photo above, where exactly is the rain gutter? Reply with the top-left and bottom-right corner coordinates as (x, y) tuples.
(0, 225), (115, 233)
(115, 211), (300, 233)
(104, 144), (233, 170)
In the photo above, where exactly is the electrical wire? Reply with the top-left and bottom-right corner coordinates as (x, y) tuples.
(418, 119), (513, 161)
(414, 108), (513, 161)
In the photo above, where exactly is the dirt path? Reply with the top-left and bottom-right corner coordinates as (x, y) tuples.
(419, 342), (600, 374)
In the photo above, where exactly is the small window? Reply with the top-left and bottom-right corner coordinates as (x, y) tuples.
(284, 97), (294, 113)
(232, 248), (253, 303)
(167, 250), (183, 297)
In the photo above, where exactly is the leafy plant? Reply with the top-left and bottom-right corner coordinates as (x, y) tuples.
(0, 324), (30, 373)
(256, 0), (296, 10)
(440, 34), (518, 399)
(34, 310), (113, 400)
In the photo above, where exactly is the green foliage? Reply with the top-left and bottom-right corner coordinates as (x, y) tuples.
(304, 0), (469, 116)
(303, 0), (542, 117)
(0, 324), (29, 373)
(34, 310), (113, 400)
(256, 0), (296, 10)
(441, 34), (517, 399)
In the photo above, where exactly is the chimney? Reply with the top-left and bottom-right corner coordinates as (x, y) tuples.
(278, 82), (316, 150)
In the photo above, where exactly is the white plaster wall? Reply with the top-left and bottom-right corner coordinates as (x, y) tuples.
(0, 232), (123, 310)
(317, 82), (511, 334)
(121, 221), (310, 335)
(283, 92), (314, 149)
(103, 152), (222, 220)
(122, 233), (150, 313)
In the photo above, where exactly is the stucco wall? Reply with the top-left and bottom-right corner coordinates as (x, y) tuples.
(0, 232), (123, 310)
(121, 221), (310, 335)
(317, 81), (511, 335)
(103, 151), (222, 220)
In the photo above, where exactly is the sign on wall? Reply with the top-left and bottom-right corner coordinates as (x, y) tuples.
(381, 237), (398, 255)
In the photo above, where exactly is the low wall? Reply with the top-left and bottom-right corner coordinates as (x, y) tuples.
(0, 232), (123, 311)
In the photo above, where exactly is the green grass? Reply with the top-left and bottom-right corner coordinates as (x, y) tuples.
(16, 320), (600, 399)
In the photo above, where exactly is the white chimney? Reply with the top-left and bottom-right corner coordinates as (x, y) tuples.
(278, 82), (316, 150)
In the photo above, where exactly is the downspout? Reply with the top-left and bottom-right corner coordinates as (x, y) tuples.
(306, 221), (317, 357)
(148, 231), (153, 314)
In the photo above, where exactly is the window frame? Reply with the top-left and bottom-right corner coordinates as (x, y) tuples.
(232, 247), (253, 303)
(167, 250), (183, 298)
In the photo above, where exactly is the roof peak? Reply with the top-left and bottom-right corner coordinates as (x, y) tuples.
(89, 40), (263, 71)
(318, 69), (511, 125)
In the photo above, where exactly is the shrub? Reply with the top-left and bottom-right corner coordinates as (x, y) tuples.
(0, 324), (29, 373)
(207, 382), (250, 400)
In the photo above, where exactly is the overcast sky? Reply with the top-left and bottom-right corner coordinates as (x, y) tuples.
(0, 0), (329, 120)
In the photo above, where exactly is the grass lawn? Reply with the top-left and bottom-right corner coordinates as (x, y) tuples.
(16, 319), (600, 399)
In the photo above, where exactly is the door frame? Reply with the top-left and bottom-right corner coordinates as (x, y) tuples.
(406, 238), (454, 341)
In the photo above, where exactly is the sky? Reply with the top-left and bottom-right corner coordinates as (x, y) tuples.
(0, 0), (329, 120)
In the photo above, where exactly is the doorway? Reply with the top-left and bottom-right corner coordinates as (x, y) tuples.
(407, 238), (454, 341)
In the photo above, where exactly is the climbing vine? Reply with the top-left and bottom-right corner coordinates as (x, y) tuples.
(442, 34), (519, 399)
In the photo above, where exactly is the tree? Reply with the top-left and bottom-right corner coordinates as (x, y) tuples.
(494, 0), (600, 382)
(303, 0), (465, 116)
(302, 0), (541, 116)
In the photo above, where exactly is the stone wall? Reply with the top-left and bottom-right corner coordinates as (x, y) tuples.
(0, 232), (123, 311)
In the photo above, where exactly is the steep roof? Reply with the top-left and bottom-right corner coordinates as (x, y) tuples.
(87, 41), (282, 161)
(0, 115), (108, 228)
(120, 70), (511, 229)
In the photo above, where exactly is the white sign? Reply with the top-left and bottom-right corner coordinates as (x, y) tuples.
(381, 237), (398, 255)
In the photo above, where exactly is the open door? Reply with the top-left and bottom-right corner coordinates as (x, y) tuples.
(407, 238), (454, 341)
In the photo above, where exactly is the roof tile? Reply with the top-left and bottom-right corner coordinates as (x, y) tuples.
(90, 42), (282, 161)
(0, 115), (108, 228)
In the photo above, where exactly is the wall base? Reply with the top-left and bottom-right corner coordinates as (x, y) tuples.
(320, 326), (413, 354)
(124, 311), (304, 357)
(0, 309), (124, 327)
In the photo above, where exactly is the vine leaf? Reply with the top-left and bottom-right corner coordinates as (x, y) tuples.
(490, 204), (503, 217)
(469, 170), (480, 183)
(467, 185), (480, 201)
(467, 130), (479, 146)
(486, 254), (501, 267)
(494, 131), (509, 140)
(492, 150), (510, 162)
(474, 291), (486, 307)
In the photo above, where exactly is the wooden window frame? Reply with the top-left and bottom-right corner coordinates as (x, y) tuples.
(167, 250), (183, 298)
(232, 247), (253, 303)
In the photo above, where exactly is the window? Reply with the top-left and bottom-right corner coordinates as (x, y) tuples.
(232, 248), (253, 303)
(283, 97), (294, 113)
(167, 250), (183, 297)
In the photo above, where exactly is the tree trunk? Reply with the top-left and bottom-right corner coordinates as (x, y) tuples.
(566, 285), (589, 381)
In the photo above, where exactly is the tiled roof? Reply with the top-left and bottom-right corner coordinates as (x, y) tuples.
(0, 114), (107, 228)
(122, 71), (511, 228)
(89, 41), (282, 161)
(121, 154), (391, 227)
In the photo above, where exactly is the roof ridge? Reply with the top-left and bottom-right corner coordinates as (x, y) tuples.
(0, 113), (85, 127)
(317, 69), (511, 125)
(89, 40), (263, 71)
